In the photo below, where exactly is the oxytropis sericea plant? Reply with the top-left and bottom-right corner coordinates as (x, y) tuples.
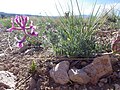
(7, 15), (38, 48)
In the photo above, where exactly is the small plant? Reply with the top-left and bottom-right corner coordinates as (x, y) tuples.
(29, 60), (37, 74)
(7, 15), (38, 48)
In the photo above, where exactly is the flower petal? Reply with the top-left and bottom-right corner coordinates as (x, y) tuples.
(14, 35), (26, 43)
(14, 16), (22, 27)
(24, 16), (29, 26)
(28, 31), (38, 36)
(31, 31), (38, 36)
(17, 42), (23, 48)
(30, 21), (36, 29)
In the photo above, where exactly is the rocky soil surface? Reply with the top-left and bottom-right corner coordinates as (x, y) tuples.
(0, 30), (120, 90)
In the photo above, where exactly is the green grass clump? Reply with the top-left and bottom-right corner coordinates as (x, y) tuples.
(43, 0), (117, 58)
(0, 18), (11, 28)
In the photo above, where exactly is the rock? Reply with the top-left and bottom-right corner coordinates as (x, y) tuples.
(98, 82), (104, 87)
(55, 87), (61, 90)
(88, 87), (94, 90)
(83, 55), (113, 84)
(99, 78), (108, 83)
(83, 88), (88, 90)
(24, 48), (35, 55)
(50, 55), (113, 85)
(69, 55), (113, 84)
(110, 72), (118, 80)
(36, 79), (42, 90)
(28, 78), (36, 90)
(83, 64), (99, 84)
(68, 69), (90, 84)
(74, 84), (80, 89)
(0, 87), (7, 90)
(110, 55), (119, 64)
(0, 71), (16, 90)
(45, 62), (54, 69)
(114, 84), (120, 90)
(49, 61), (70, 84)
(93, 55), (112, 75)
(118, 72), (120, 78)
(10, 67), (19, 75)
(81, 61), (87, 66)
(0, 53), (5, 57)
(0, 82), (11, 89)
(118, 63), (120, 67)
(0, 63), (4, 71)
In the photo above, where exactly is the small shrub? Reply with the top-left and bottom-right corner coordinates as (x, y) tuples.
(43, 0), (114, 58)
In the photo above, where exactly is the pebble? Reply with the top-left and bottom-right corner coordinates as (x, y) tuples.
(83, 88), (88, 90)
(114, 84), (120, 90)
(118, 63), (120, 67)
(81, 61), (87, 66)
(98, 82), (104, 87)
(0, 65), (4, 71)
(0, 87), (6, 90)
(55, 87), (61, 90)
(74, 84), (80, 89)
(99, 78), (108, 83)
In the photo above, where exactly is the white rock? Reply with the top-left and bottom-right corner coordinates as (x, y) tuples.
(49, 61), (70, 84)
(0, 71), (16, 90)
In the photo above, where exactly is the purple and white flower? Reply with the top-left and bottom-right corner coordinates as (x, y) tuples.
(7, 15), (38, 48)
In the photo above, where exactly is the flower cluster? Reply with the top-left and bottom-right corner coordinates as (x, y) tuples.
(7, 15), (38, 48)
